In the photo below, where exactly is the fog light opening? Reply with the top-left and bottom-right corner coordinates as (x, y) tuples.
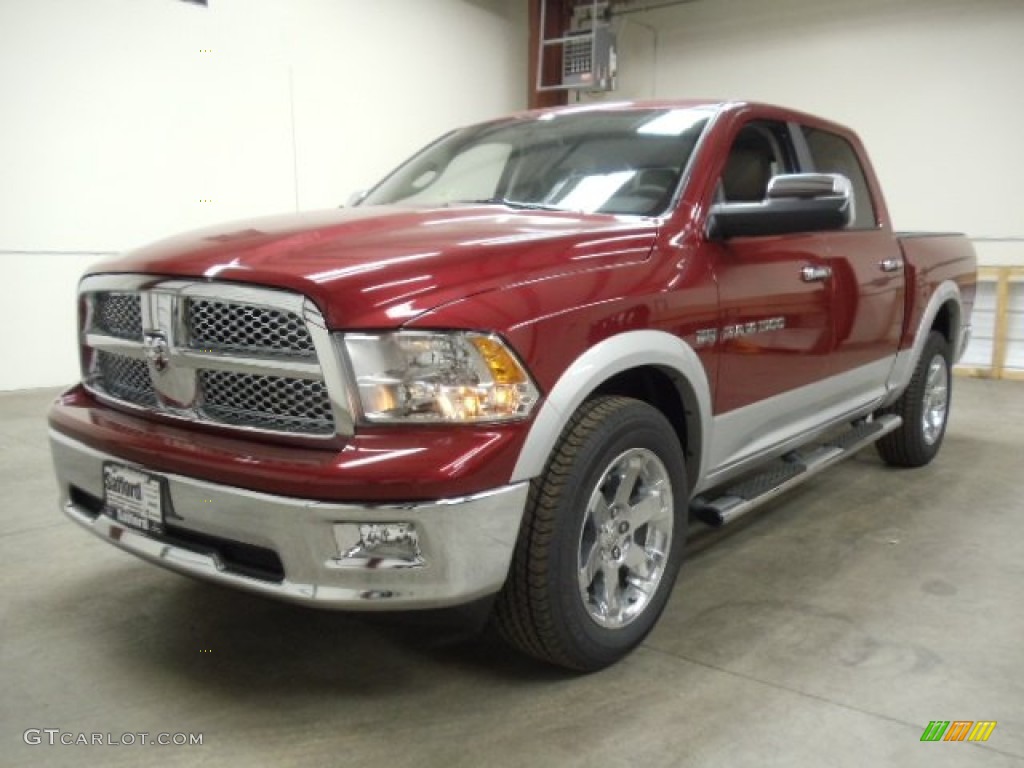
(332, 522), (425, 569)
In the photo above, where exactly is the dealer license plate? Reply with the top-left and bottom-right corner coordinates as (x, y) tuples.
(102, 463), (166, 534)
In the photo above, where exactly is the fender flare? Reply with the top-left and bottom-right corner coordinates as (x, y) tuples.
(509, 330), (713, 487)
(884, 279), (962, 402)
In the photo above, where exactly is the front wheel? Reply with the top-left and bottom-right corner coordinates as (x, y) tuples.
(876, 330), (952, 467)
(493, 396), (688, 671)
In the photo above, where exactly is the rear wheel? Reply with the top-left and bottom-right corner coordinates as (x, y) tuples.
(493, 396), (688, 671)
(876, 331), (952, 467)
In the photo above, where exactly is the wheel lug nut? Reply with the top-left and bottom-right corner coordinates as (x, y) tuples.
(611, 547), (621, 559)
(618, 521), (629, 534)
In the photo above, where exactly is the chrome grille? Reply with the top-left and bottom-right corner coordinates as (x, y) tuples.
(79, 277), (349, 439)
(199, 371), (333, 434)
(96, 351), (156, 406)
(94, 293), (142, 340)
(187, 299), (314, 357)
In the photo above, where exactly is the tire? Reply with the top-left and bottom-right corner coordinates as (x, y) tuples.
(493, 396), (688, 671)
(875, 331), (952, 467)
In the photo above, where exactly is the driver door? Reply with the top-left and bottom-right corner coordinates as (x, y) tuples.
(706, 119), (835, 471)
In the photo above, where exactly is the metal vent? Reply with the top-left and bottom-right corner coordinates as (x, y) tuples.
(187, 299), (314, 357)
(199, 371), (333, 434)
(94, 293), (143, 340)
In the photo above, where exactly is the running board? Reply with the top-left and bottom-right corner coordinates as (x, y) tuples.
(691, 415), (902, 527)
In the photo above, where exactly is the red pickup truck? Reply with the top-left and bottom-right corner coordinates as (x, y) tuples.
(49, 100), (976, 670)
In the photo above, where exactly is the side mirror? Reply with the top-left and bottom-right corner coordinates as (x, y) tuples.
(707, 173), (853, 240)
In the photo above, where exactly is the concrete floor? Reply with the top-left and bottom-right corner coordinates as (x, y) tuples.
(2, 378), (1023, 767)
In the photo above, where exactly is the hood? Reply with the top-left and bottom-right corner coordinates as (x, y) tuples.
(89, 205), (659, 328)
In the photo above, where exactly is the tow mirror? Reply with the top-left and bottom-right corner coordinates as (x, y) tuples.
(708, 173), (853, 239)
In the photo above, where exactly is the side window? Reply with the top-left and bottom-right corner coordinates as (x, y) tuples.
(718, 121), (796, 203)
(803, 128), (877, 230)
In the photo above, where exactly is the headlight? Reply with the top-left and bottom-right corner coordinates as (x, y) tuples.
(343, 331), (540, 423)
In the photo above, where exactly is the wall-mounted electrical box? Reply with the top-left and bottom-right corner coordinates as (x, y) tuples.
(536, 0), (618, 94)
(562, 24), (617, 91)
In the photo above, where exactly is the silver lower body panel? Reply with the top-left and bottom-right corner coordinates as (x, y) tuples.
(50, 430), (528, 610)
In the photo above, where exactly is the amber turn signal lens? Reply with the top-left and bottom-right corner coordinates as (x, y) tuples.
(470, 336), (527, 385)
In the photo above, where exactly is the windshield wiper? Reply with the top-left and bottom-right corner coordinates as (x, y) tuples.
(453, 198), (570, 212)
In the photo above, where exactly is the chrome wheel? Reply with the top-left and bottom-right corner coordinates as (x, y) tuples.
(876, 332), (952, 468)
(577, 447), (674, 629)
(495, 396), (687, 670)
(921, 353), (949, 446)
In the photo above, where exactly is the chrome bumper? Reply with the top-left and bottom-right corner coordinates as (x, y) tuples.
(50, 430), (528, 610)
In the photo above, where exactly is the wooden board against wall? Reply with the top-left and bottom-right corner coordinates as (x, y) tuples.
(956, 266), (1024, 381)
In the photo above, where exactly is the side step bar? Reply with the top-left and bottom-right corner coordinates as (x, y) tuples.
(691, 415), (902, 527)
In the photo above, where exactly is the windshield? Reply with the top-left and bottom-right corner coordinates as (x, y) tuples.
(360, 107), (715, 217)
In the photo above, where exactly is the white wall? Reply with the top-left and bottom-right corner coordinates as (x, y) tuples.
(0, 0), (527, 391)
(605, 0), (1024, 265)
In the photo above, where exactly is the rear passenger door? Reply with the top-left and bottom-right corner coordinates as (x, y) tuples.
(799, 126), (905, 389)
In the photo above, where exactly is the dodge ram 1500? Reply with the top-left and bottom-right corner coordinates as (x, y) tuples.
(49, 100), (977, 670)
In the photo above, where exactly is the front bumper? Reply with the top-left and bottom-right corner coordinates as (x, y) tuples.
(50, 429), (528, 610)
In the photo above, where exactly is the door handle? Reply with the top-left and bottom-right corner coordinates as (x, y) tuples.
(801, 265), (832, 282)
(879, 258), (903, 273)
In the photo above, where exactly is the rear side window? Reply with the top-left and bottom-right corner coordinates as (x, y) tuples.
(803, 128), (877, 230)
